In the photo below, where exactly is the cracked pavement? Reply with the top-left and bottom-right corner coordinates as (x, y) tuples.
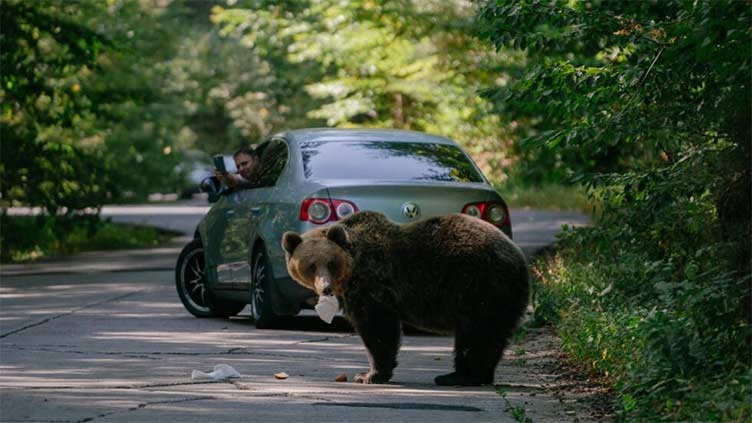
(0, 270), (607, 423)
(0, 207), (604, 422)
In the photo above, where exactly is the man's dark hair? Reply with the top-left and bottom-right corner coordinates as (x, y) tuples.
(233, 146), (258, 159)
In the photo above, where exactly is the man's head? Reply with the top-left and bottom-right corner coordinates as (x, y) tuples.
(233, 146), (259, 180)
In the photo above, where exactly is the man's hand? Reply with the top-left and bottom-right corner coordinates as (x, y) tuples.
(214, 169), (226, 185)
(215, 169), (239, 188)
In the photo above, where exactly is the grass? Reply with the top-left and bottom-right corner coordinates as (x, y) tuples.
(496, 387), (533, 423)
(495, 180), (591, 211)
(1, 214), (178, 263)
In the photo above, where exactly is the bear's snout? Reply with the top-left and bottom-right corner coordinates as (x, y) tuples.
(314, 271), (333, 296)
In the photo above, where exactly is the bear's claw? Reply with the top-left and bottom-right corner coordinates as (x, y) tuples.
(353, 371), (391, 384)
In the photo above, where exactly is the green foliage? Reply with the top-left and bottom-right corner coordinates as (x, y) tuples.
(81, 0), (229, 197)
(534, 230), (750, 421)
(476, 0), (751, 187)
(476, 1), (751, 420)
(207, 1), (327, 143)
(2, 0), (528, 215)
(212, 0), (517, 180)
(0, 0), (199, 211)
(0, 214), (173, 262)
(1, 0), (291, 212)
(1, 0), (116, 214)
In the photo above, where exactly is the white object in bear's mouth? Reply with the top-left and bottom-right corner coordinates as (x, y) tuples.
(314, 295), (339, 324)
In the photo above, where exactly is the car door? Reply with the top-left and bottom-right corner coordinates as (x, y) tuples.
(205, 139), (290, 291)
(238, 138), (291, 283)
(203, 188), (257, 290)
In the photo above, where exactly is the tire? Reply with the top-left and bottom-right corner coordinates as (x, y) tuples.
(250, 247), (279, 328)
(175, 239), (245, 318)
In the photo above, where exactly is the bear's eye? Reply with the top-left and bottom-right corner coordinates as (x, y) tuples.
(328, 260), (339, 273)
(308, 263), (316, 274)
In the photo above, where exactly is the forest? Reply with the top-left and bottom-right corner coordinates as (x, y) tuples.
(1, 1), (750, 421)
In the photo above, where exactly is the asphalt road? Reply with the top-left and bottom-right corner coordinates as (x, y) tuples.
(0, 204), (594, 422)
(97, 201), (590, 258)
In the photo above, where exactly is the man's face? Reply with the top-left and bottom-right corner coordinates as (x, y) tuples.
(235, 153), (258, 180)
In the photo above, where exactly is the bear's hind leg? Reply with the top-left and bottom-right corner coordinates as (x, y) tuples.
(435, 321), (512, 386)
(351, 304), (401, 384)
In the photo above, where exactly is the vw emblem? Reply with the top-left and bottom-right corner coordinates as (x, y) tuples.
(401, 202), (420, 219)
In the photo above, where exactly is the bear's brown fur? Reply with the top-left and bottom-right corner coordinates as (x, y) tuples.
(281, 211), (529, 386)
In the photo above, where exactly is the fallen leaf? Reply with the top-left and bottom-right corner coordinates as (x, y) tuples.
(335, 374), (348, 382)
(274, 372), (289, 380)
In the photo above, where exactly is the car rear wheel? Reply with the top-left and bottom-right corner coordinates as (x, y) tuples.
(250, 247), (279, 328)
(176, 239), (245, 318)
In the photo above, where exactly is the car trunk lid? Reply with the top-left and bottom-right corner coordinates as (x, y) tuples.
(324, 181), (500, 224)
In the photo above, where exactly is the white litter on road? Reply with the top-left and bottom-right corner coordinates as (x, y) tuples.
(191, 364), (241, 380)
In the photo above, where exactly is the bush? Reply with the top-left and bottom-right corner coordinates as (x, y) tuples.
(476, 1), (751, 420)
(533, 226), (751, 421)
(0, 214), (174, 263)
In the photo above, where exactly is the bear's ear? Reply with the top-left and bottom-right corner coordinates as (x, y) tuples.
(281, 231), (303, 254)
(327, 225), (348, 249)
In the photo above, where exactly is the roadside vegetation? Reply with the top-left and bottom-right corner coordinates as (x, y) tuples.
(532, 224), (750, 421)
(0, 216), (176, 263)
(477, 1), (750, 421)
(2, 1), (748, 420)
(496, 178), (589, 211)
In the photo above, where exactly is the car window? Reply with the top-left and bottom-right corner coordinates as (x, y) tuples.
(300, 141), (484, 183)
(254, 139), (288, 187)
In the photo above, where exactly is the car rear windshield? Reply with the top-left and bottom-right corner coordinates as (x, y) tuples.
(300, 141), (484, 183)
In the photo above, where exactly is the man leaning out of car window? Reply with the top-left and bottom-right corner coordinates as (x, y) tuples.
(215, 146), (261, 190)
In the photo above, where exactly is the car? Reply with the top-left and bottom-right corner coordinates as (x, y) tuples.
(175, 128), (513, 328)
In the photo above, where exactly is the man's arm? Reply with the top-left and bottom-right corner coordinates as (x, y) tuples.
(233, 175), (263, 190)
(216, 170), (249, 188)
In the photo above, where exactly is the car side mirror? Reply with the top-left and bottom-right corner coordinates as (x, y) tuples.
(200, 176), (222, 203)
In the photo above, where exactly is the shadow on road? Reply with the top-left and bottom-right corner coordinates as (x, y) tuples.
(237, 312), (440, 337)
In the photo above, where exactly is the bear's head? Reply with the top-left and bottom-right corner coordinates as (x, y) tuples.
(281, 225), (353, 297)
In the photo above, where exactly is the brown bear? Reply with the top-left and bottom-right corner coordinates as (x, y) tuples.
(281, 211), (529, 386)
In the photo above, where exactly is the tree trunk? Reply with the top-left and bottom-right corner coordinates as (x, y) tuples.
(393, 92), (405, 129)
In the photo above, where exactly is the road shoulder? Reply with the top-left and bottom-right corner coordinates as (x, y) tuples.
(499, 325), (614, 422)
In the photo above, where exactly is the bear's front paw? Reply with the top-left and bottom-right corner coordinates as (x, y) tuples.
(353, 371), (391, 384)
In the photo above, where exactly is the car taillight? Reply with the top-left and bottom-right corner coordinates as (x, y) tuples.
(300, 198), (359, 224)
(462, 202), (509, 228)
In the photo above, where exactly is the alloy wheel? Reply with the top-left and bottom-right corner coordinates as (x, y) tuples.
(250, 251), (266, 321)
(180, 246), (211, 314)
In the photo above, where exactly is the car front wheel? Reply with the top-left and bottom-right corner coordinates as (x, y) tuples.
(175, 239), (245, 318)
(250, 247), (279, 328)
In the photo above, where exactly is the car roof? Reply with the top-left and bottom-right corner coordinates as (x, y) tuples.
(275, 128), (459, 146)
